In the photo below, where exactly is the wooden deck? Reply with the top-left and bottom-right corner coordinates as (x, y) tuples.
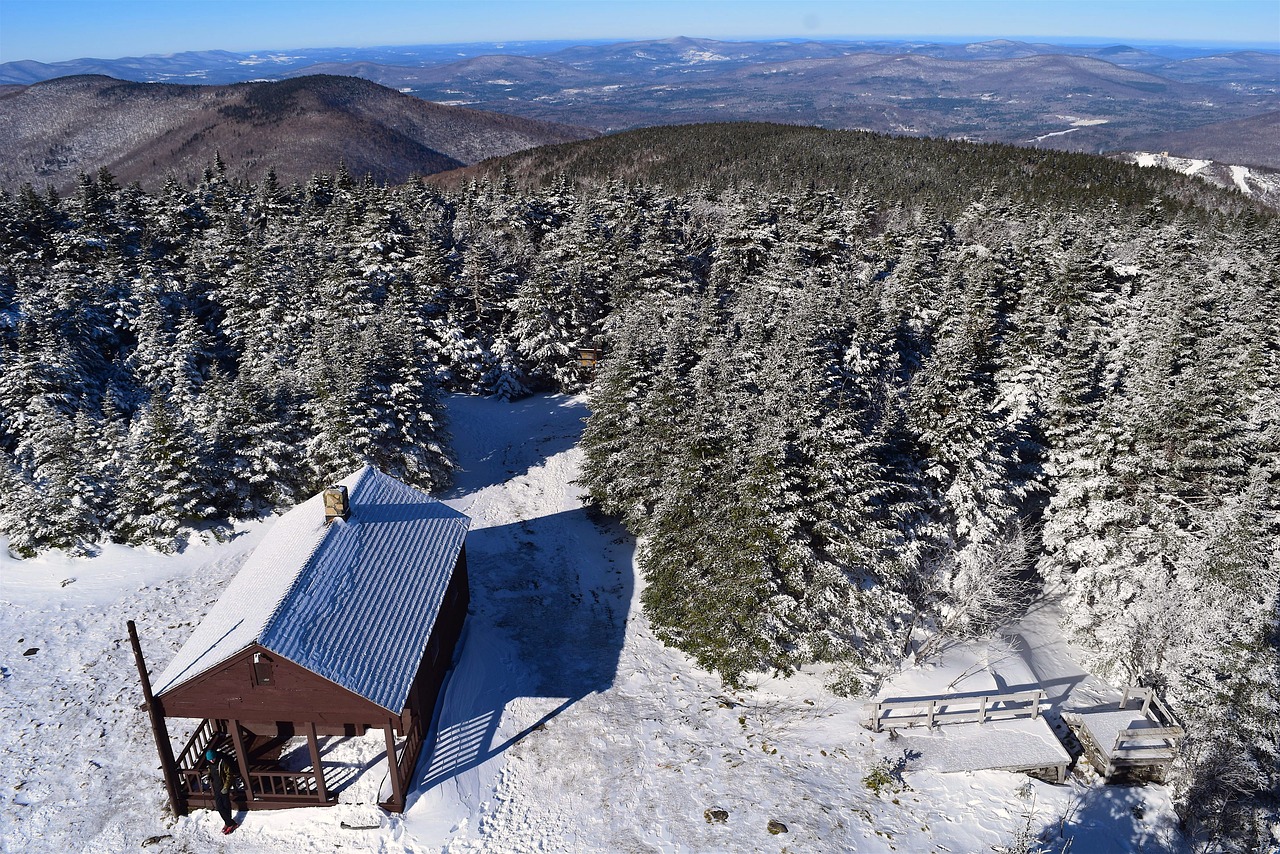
(175, 719), (336, 811)
(865, 689), (1069, 783)
(1063, 687), (1184, 783)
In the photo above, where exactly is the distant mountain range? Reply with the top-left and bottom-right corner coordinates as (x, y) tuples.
(0, 74), (595, 192)
(2, 36), (1277, 180)
(2, 36), (1265, 86)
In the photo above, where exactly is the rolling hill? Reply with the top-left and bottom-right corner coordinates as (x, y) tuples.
(0, 74), (596, 193)
(428, 121), (1265, 217)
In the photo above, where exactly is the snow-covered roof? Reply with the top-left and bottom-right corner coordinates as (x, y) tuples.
(153, 466), (469, 713)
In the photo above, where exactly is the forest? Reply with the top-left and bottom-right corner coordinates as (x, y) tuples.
(0, 129), (1276, 850)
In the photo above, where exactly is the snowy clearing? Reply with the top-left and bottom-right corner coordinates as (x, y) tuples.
(0, 394), (1189, 853)
(1229, 165), (1251, 194)
(1129, 152), (1213, 176)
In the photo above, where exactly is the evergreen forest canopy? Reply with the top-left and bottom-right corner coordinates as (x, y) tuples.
(0, 127), (1276, 849)
(437, 122), (1268, 219)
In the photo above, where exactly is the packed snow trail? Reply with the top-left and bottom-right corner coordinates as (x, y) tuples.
(0, 393), (1188, 853)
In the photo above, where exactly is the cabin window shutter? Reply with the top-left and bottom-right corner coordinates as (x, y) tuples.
(252, 652), (274, 686)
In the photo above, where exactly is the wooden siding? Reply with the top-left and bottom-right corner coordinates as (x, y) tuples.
(157, 645), (390, 725)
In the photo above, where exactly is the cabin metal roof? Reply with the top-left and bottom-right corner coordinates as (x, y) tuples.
(153, 466), (469, 713)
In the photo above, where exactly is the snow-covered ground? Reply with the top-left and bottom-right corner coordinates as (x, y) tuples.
(1122, 151), (1280, 209)
(0, 394), (1189, 852)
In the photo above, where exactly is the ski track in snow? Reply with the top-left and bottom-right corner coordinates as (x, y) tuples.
(0, 394), (1189, 853)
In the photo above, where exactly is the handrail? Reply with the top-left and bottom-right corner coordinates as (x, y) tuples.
(178, 767), (321, 799)
(175, 718), (220, 770)
(865, 689), (1046, 732)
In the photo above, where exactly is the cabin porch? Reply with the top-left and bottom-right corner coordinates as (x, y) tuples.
(171, 712), (425, 814)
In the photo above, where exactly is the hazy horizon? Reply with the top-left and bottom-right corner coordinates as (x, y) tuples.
(2, 1), (1277, 64)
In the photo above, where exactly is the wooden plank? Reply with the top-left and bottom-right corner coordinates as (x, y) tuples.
(128, 620), (186, 817)
(869, 689), (1046, 731)
(1117, 726), (1184, 740)
(228, 719), (255, 801)
(306, 722), (328, 804)
(873, 689), (1045, 711)
(384, 720), (404, 810)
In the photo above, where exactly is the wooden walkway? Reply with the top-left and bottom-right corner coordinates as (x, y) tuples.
(1063, 687), (1184, 783)
(865, 688), (1069, 783)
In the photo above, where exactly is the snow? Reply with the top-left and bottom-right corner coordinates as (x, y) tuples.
(893, 717), (1069, 774)
(149, 474), (340, 695)
(0, 394), (1190, 853)
(1027, 127), (1081, 142)
(1054, 115), (1110, 126)
(1229, 164), (1251, 194)
(1129, 152), (1213, 176)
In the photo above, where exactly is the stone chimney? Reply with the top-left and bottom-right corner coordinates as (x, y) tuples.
(323, 485), (349, 523)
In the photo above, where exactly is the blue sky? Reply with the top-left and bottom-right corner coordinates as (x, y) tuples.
(2, 1), (1277, 63)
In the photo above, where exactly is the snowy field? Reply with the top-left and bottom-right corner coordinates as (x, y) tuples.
(1, 394), (1188, 853)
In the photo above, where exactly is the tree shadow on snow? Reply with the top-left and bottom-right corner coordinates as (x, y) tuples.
(1040, 783), (1183, 853)
(407, 506), (633, 800)
(439, 395), (588, 498)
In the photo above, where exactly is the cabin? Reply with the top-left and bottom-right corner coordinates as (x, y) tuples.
(133, 466), (470, 815)
(577, 347), (603, 373)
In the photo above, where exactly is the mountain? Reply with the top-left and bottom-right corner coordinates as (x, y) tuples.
(1155, 49), (1280, 88)
(0, 74), (596, 192)
(3, 37), (1275, 167)
(290, 54), (598, 104)
(284, 42), (1276, 164)
(1122, 111), (1280, 171)
(430, 122), (1263, 219)
(0, 41), (601, 86)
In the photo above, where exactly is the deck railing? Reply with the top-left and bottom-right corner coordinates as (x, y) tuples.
(865, 689), (1047, 732)
(172, 718), (324, 805)
(248, 770), (320, 800)
(175, 717), (222, 771)
(177, 765), (322, 804)
(1118, 686), (1182, 729)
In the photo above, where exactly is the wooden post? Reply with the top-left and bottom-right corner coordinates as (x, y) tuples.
(384, 720), (405, 809)
(926, 700), (936, 728)
(228, 720), (254, 802)
(1120, 686), (1132, 709)
(1141, 690), (1153, 718)
(979, 696), (988, 724)
(1032, 691), (1041, 720)
(128, 620), (185, 816)
(306, 722), (329, 804)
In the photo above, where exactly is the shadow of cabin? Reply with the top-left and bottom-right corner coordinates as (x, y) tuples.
(132, 466), (471, 816)
(408, 507), (633, 802)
